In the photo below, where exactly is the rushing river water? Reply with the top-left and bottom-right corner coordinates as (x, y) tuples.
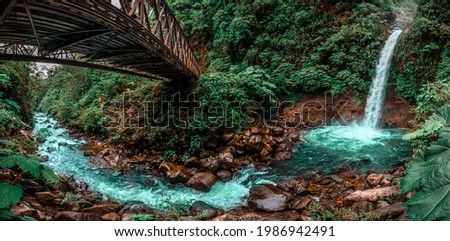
(34, 113), (410, 210)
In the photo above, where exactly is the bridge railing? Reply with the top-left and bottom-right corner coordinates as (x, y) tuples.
(116, 0), (200, 78)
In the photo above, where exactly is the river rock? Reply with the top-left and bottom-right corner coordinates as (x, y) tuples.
(159, 162), (189, 183)
(366, 173), (385, 187)
(186, 172), (217, 192)
(200, 157), (220, 171)
(293, 196), (312, 211)
(119, 201), (155, 216)
(368, 203), (407, 220)
(35, 191), (62, 206)
(344, 185), (400, 202)
(10, 203), (40, 220)
(54, 211), (99, 221)
(83, 202), (121, 214)
(184, 156), (200, 167)
(246, 135), (263, 151)
(247, 184), (292, 212)
(351, 201), (376, 212)
(189, 201), (223, 220)
(101, 212), (121, 221)
(218, 148), (234, 168)
(216, 170), (232, 181)
(22, 179), (44, 193)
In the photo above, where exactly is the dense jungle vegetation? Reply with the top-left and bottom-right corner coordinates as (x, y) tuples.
(1, 0), (449, 220)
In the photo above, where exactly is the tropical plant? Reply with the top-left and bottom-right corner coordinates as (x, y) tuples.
(401, 105), (450, 220)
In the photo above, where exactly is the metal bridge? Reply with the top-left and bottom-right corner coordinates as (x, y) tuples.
(0, 0), (200, 80)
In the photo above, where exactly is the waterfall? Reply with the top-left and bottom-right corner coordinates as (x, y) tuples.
(362, 30), (403, 128)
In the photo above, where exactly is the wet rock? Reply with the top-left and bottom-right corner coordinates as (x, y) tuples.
(377, 200), (390, 209)
(200, 157), (220, 172)
(189, 201), (223, 220)
(186, 167), (198, 176)
(260, 148), (270, 157)
(11, 203), (40, 220)
(351, 201), (376, 212)
(294, 185), (308, 196)
(0, 168), (17, 182)
(345, 186), (400, 202)
(246, 135), (263, 151)
(259, 211), (301, 221)
(35, 191), (62, 206)
(253, 162), (272, 171)
(119, 201), (155, 216)
(218, 149), (234, 168)
(274, 151), (292, 163)
(186, 172), (217, 192)
(223, 132), (235, 142)
(368, 203), (407, 220)
(216, 170), (232, 181)
(101, 212), (121, 221)
(54, 211), (99, 221)
(293, 197), (312, 211)
(289, 132), (301, 142)
(366, 173), (385, 187)
(22, 179), (44, 193)
(159, 162), (189, 183)
(272, 127), (284, 136)
(247, 184), (292, 212)
(184, 156), (200, 168)
(83, 202), (121, 214)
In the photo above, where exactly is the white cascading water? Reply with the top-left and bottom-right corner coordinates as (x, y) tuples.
(362, 29), (403, 128)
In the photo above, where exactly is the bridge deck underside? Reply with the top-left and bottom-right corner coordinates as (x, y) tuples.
(0, 1), (199, 80)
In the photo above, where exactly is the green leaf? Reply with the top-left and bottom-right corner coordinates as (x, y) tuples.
(0, 208), (14, 220)
(0, 154), (22, 168)
(438, 127), (450, 139)
(15, 155), (42, 178)
(4, 99), (21, 111)
(0, 182), (23, 209)
(405, 183), (450, 221)
(425, 138), (450, 163)
(42, 166), (59, 183)
(0, 139), (20, 148)
(0, 148), (14, 156)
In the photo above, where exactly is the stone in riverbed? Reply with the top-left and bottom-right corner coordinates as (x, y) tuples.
(186, 172), (217, 192)
(351, 201), (376, 212)
(368, 203), (407, 220)
(35, 191), (62, 206)
(293, 196), (312, 211)
(216, 170), (232, 181)
(184, 156), (200, 167)
(344, 185), (400, 202)
(189, 201), (223, 220)
(366, 173), (385, 187)
(247, 184), (292, 212)
(54, 211), (99, 221)
(101, 212), (121, 221)
(83, 202), (121, 214)
(159, 162), (189, 183)
(217, 148), (234, 168)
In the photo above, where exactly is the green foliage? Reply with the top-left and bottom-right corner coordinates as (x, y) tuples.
(0, 183), (23, 209)
(401, 105), (450, 220)
(307, 202), (380, 221)
(130, 214), (156, 221)
(392, 3), (450, 102)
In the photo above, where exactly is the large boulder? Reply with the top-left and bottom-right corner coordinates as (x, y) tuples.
(247, 184), (292, 212)
(368, 203), (407, 220)
(345, 186), (400, 202)
(366, 173), (385, 187)
(186, 172), (217, 192)
(189, 201), (223, 220)
(159, 162), (189, 183)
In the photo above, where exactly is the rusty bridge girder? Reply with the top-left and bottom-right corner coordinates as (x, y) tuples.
(0, 0), (200, 80)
